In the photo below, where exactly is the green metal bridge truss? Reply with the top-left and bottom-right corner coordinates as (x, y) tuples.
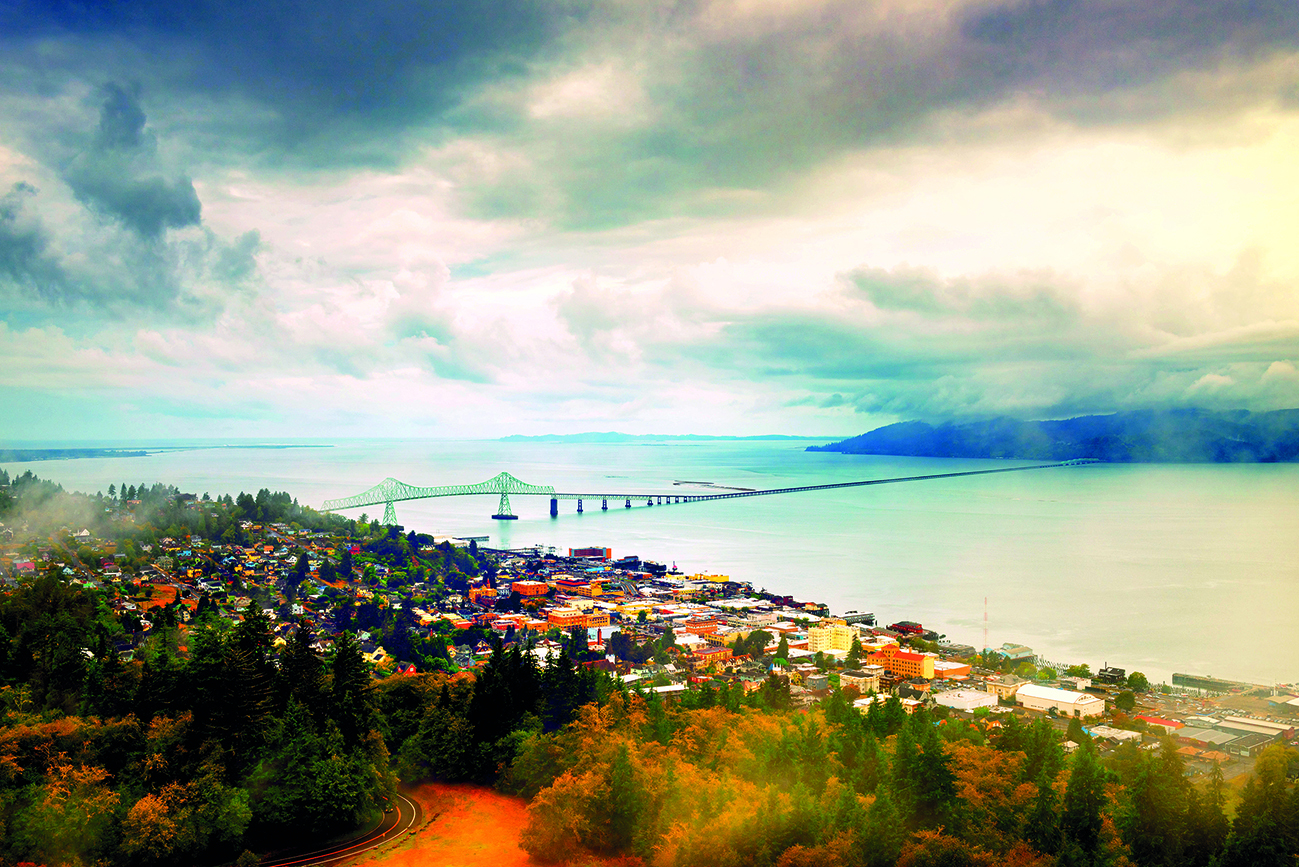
(321, 472), (556, 524)
(321, 461), (1094, 526)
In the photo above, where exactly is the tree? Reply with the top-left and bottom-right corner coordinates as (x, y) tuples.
(846, 636), (863, 668)
(1126, 672), (1150, 692)
(1114, 690), (1136, 713)
(776, 633), (790, 664)
(329, 632), (376, 745)
(1216, 746), (1294, 867)
(587, 743), (646, 855)
(1060, 738), (1107, 856)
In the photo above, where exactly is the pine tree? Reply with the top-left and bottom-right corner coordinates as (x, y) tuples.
(846, 635), (863, 668)
(1061, 738), (1107, 857)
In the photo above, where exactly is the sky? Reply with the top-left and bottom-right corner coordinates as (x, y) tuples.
(2, 0), (1298, 440)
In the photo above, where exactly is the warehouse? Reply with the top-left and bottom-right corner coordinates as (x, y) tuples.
(935, 689), (998, 712)
(1016, 683), (1106, 718)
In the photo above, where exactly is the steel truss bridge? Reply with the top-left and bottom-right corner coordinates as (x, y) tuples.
(320, 460), (1097, 525)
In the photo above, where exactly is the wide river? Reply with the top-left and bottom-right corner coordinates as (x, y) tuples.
(8, 440), (1297, 687)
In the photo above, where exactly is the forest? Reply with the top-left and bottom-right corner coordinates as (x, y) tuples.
(0, 472), (1297, 867)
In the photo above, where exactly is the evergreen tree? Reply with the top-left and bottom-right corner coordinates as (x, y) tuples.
(329, 632), (376, 746)
(846, 635), (863, 668)
(1061, 738), (1108, 857)
(588, 743), (646, 855)
(1025, 769), (1061, 855)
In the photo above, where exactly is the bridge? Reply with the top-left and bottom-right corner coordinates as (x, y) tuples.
(320, 460), (1098, 525)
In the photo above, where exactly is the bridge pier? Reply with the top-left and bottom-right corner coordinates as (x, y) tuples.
(577, 499), (583, 513)
(657, 495), (662, 505)
(602, 498), (608, 511)
(646, 498), (653, 507)
(492, 490), (518, 520)
(625, 498), (631, 508)
(550, 497), (558, 517)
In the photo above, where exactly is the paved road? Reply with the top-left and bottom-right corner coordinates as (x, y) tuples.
(260, 791), (422, 867)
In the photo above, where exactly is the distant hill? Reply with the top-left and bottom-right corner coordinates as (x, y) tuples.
(807, 408), (1299, 462)
(501, 432), (830, 443)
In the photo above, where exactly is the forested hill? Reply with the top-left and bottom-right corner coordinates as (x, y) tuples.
(807, 408), (1299, 462)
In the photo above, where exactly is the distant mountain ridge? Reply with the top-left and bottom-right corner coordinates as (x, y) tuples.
(501, 432), (831, 443)
(807, 408), (1299, 462)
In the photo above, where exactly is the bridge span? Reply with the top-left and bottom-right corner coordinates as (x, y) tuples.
(320, 460), (1097, 525)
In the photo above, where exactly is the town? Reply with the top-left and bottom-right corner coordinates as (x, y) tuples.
(3, 473), (1294, 787)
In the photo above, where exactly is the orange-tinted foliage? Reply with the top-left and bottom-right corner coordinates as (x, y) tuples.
(348, 783), (629, 867)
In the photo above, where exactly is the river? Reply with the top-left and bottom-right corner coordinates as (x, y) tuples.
(7, 439), (1297, 687)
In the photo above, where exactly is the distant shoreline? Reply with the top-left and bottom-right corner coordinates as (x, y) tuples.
(0, 444), (334, 463)
(501, 432), (837, 443)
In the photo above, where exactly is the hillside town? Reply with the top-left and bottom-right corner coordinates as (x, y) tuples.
(3, 482), (1294, 788)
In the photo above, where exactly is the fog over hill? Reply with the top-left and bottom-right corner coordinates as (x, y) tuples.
(808, 409), (1299, 462)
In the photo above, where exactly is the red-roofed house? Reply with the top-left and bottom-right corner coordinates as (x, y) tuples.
(1136, 715), (1185, 734)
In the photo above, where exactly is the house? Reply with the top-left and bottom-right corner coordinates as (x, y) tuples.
(692, 646), (733, 669)
(1135, 715), (1185, 734)
(840, 666), (884, 694)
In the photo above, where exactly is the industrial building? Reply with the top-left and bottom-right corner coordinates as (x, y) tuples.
(935, 689), (999, 712)
(1016, 683), (1106, 718)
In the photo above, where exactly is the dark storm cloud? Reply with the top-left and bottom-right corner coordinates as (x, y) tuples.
(0, 183), (68, 301)
(64, 83), (202, 239)
(4, 0), (1296, 227)
(1, 0), (586, 151)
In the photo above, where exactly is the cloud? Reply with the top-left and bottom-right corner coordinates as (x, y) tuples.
(63, 83), (202, 239)
(454, 0), (1299, 228)
(0, 182), (67, 301)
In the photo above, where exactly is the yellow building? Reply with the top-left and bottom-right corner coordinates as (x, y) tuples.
(807, 622), (857, 655)
(689, 573), (730, 583)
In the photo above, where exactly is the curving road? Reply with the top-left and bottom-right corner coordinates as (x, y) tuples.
(260, 792), (422, 867)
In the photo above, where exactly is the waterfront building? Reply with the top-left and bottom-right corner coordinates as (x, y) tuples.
(998, 643), (1035, 661)
(1016, 683), (1105, 718)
